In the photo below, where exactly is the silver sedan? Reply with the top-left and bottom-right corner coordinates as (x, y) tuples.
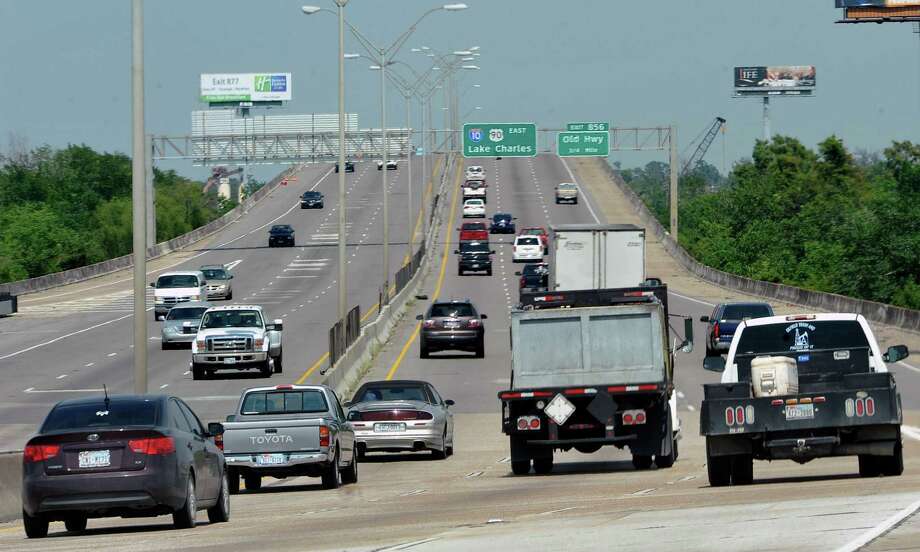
(345, 380), (454, 459)
(160, 301), (211, 349)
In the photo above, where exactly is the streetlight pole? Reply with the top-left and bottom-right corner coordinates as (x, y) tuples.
(336, 0), (348, 320)
(131, 0), (147, 394)
(379, 61), (390, 298)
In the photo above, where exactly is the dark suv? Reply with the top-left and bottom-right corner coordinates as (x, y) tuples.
(416, 300), (487, 358)
(455, 241), (495, 276)
(268, 224), (295, 247)
(335, 161), (355, 173)
(700, 302), (774, 356)
(516, 262), (549, 295)
(300, 191), (324, 209)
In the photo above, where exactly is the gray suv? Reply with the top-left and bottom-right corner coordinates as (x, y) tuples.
(200, 265), (233, 300)
(416, 299), (487, 359)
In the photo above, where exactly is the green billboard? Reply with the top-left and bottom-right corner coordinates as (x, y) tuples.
(463, 123), (537, 158)
(557, 131), (610, 157)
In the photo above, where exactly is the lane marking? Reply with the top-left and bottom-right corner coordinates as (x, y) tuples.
(668, 290), (716, 307)
(0, 311), (140, 361)
(902, 425), (920, 442)
(897, 361), (920, 375)
(24, 388), (104, 393)
(832, 497), (920, 552)
(376, 537), (442, 552)
(56, 374), (68, 380)
(558, 156), (601, 224)
(295, 352), (330, 385)
(630, 488), (657, 496)
(225, 259), (243, 271)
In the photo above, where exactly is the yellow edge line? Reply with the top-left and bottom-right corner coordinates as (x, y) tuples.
(386, 158), (462, 381)
(295, 351), (329, 384)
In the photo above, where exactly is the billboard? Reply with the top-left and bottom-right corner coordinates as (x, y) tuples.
(734, 66), (816, 90)
(200, 73), (292, 103)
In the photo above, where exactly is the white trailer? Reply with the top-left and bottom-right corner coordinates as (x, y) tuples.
(550, 224), (645, 291)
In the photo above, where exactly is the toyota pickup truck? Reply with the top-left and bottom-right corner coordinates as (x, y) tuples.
(191, 305), (283, 380)
(222, 384), (357, 493)
(700, 313), (909, 487)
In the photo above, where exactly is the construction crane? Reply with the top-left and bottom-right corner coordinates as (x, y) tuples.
(680, 117), (726, 177)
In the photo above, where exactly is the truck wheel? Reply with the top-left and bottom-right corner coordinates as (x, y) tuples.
(420, 340), (430, 359)
(322, 449), (342, 489)
(243, 473), (262, 491)
(273, 352), (283, 374)
(533, 455), (554, 475)
(458, 267), (464, 276)
(192, 363), (205, 381)
(631, 454), (653, 470)
(22, 510), (48, 539)
(573, 198), (578, 204)
(475, 337), (485, 359)
(341, 453), (358, 484)
(227, 468), (240, 495)
(858, 454), (880, 477)
(486, 268), (492, 276)
(878, 439), (904, 477)
(655, 440), (677, 469)
(161, 341), (172, 351)
(260, 361), (272, 378)
(511, 459), (531, 475)
(731, 454), (753, 485)
(707, 455), (732, 487)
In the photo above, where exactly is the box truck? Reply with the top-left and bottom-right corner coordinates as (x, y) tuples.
(551, 224), (645, 291)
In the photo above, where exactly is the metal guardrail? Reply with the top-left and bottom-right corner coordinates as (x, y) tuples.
(0, 293), (16, 316)
(394, 240), (426, 297)
(329, 305), (361, 368)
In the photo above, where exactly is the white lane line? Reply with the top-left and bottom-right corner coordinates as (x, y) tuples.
(536, 507), (578, 516)
(897, 361), (920, 375)
(669, 290), (716, 307)
(687, 405), (696, 412)
(24, 388), (105, 393)
(225, 259), (243, 271)
(902, 425), (920, 442)
(84, 362), (94, 367)
(0, 310), (143, 361)
(276, 276), (318, 279)
(630, 488), (657, 496)
(107, 352), (117, 357)
(376, 538), (442, 552)
(183, 370), (191, 375)
(832, 497), (920, 552)
(676, 390), (686, 399)
(56, 374), (68, 380)
(558, 156), (601, 224)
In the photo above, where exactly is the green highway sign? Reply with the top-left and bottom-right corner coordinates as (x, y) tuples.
(557, 131), (610, 157)
(566, 122), (608, 132)
(463, 123), (537, 158)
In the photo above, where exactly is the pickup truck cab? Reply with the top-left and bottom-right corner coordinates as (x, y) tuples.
(463, 181), (487, 203)
(554, 182), (578, 204)
(191, 305), (283, 380)
(700, 302), (774, 356)
(222, 384), (357, 493)
(701, 313), (909, 486)
(151, 271), (207, 320)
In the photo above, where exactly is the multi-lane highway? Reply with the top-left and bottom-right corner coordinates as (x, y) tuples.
(1, 154), (919, 550)
(0, 157), (437, 446)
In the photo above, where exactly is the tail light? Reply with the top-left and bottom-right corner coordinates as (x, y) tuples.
(214, 433), (224, 451)
(621, 410), (647, 426)
(23, 444), (60, 463)
(520, 277), (526, 287)
(423, 319), (436, 329)
(319, 426), (330, 447)
(623, 413), (634, 425)
(515, 416), (541, 430)
(128, 436), (176, 455)
(529, 418), (541, 429)
(713, 322), (720, 338)
(468, 319), (481, 328)
(635, 411), (646, 424)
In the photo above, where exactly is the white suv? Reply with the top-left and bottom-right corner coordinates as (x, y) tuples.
(512, 235), (544, 263)
(465, 166), (485, 181)
(151, 271), (207, 320)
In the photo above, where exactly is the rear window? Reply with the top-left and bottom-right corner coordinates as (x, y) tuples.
(157, 275), (200, 288)
(430, 303), (475, 318)
(42, 400), (158, 431)
(493, 214), (511, 221)
(241, 390), (329, 415)
(722, 304), (773, 320)
(735, 320), (869, 355)
(465, 199), (483, 205)
(517, 237), (539, 245)
(522, 264), (549, 275)
(166, 307), (208, 321)
(459, 242), (490, 254)
(356, 386), (430, 403)
(302, 192), (320, 198)
(462, 223), (486, 230)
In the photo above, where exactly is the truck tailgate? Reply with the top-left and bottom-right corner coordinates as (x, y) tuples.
(223, 418), (323, 454)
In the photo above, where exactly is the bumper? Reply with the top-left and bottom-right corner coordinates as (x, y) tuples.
(356, 430), (442, 452)
(269, 238), (295, 247)
(513, 252), (543, 262)
(301, 202), (323, 209)
(422, 331), (480, 351)
(193, 351), (268, 367)
(224, 452), (329, 469)
(206, 289), (230, 299)
(556, 194), (577, 202)
(459, 261), (491, 272)
(463, 211), (485, 218)
(162, 332), (196, 344)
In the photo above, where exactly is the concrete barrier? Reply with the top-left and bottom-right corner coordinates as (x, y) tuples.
(0, 165), (304, 297)
(594, 159), (920, 333)
(0, 452), (22, 523)
(322, 154), (455, 397)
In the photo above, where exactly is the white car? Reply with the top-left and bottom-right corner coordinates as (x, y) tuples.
(512, 235), (544, 262)
(377, 160), (398, 170)
(462, 198), (486, 218)
(463, 182), (487, 202)
(465, 166), (485, 181)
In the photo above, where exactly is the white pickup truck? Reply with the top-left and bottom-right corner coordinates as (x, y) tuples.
(191, 305), (283, 380)
(222, 384), (357, 492)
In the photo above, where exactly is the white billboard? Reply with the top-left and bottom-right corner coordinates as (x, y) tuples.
(200, 73), (292, 102)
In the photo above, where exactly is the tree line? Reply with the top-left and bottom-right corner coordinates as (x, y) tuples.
(620, 136), (920, 310)
(0, 144), (234, 284)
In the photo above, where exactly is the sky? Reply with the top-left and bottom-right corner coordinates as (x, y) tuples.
(1, 0), (919, 179)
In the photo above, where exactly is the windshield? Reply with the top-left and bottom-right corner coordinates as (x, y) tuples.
(523, 264), (549, 275)
(460, 242), (490, 254)
(558, 183), (576, 189)
(302, 192), (320, 198)
(356, 386), (430, 403)
(430, 303), (475, 318)
(166, 307), (208, 321)
(157, 275), (200, 288)
(200, 269), (228, 280)
(462, 222), (486, 231)
(42, 400), (158, 431)
(270, 225), (292, 233)
(465, 200), (483, 206)
(200, 310), (263, 329)
(241, 390), (328, 415)
(722, 304), (773, 320)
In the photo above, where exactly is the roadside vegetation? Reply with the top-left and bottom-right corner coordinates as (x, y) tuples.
(0, 144), (232, 284)
(620, 136), (920, 310)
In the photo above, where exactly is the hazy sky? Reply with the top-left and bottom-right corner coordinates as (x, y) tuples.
(2, 0), (918, 178)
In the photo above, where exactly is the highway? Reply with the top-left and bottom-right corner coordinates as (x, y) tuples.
(1, 153), (919, 550)
(0, 157), (437, 447)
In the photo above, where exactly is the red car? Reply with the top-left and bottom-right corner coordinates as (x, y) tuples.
(519, 227), (549, 254)
(458, 222), (489, 242)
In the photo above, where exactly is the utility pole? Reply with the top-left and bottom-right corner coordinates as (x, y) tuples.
(762, 96), (771, 141)
(336, 0), (348, 320)
(669, 125), (679, 242)
(406, 94), (414, 261)
(380, 60), (390, 300)
(145, 134), (155, 247)
(131, 0), (147, 394)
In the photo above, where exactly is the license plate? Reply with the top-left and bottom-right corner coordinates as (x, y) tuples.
(223, 357), (236, 365)
(78, 450), (111, 468)
(470, 264), (480, 268)
(257, 453), (285, 465)
(785, 404), (815, 420)
(443, 321), (460, 328)
(374, 423), (406, 433)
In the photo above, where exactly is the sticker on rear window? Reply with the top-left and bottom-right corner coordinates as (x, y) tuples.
(785, 322), (816, 351)
(834, 350), (850, 360)
(797, 354), (810, 363)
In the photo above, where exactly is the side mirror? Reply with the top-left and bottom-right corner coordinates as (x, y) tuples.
(454, 250), (460, 254)
(207, 422), (224, 436)
(480, 314), (488, 319)
(883, 344), (910, 363)
(416, 294), (428, 300)
(700, 315), (710, 323)
(230, 275), (234, 279)
(149, 282), (156, 288)
(681, 318), (694, 353)
(268, 320), (283, 331)
(490, 250), (496, 254)
(342, 400), (352, 408)
(416, 314), (424, 320)
(703, 356), (726, 372)
(514, 271), (521, 276)
(445, 399), (455, 407)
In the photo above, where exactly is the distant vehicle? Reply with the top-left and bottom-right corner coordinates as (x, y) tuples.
(516, 262), (549, 295)
(489, 213), (517, 234)
(519, 226), (549, 254)
(462, 181), (487, 202)
(345, 380), (455, 459)
(151, 271), (207, 320)
(458, 221), (489, 242)
(335, 161), (355, 173)
(377, 160), (398, 170)
(161, 301), (212, 350)
(512, 235), (543, 263)
(700, 302), (775, 357)
(462, 198), (485, 218)
(268, 224), (295, 247)
(199, 264), (234, 300)
(191, 305), (283, 380)
(22, 394), (229, 538)
(222, 384), (357, 493)
(465, 165), (485, 181)
(551, 224), (645, 291)
(455, 240), (495, 276)
(300, 190), (324, 209)
(700, 313), (908, 487)
(555, 182), (579, 204)
(416, 299), (487, 358)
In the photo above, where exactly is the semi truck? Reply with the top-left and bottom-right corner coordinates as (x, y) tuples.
(551, 224), (645, 291)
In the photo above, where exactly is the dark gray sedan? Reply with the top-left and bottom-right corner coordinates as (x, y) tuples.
(22, 394), (229, 538)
